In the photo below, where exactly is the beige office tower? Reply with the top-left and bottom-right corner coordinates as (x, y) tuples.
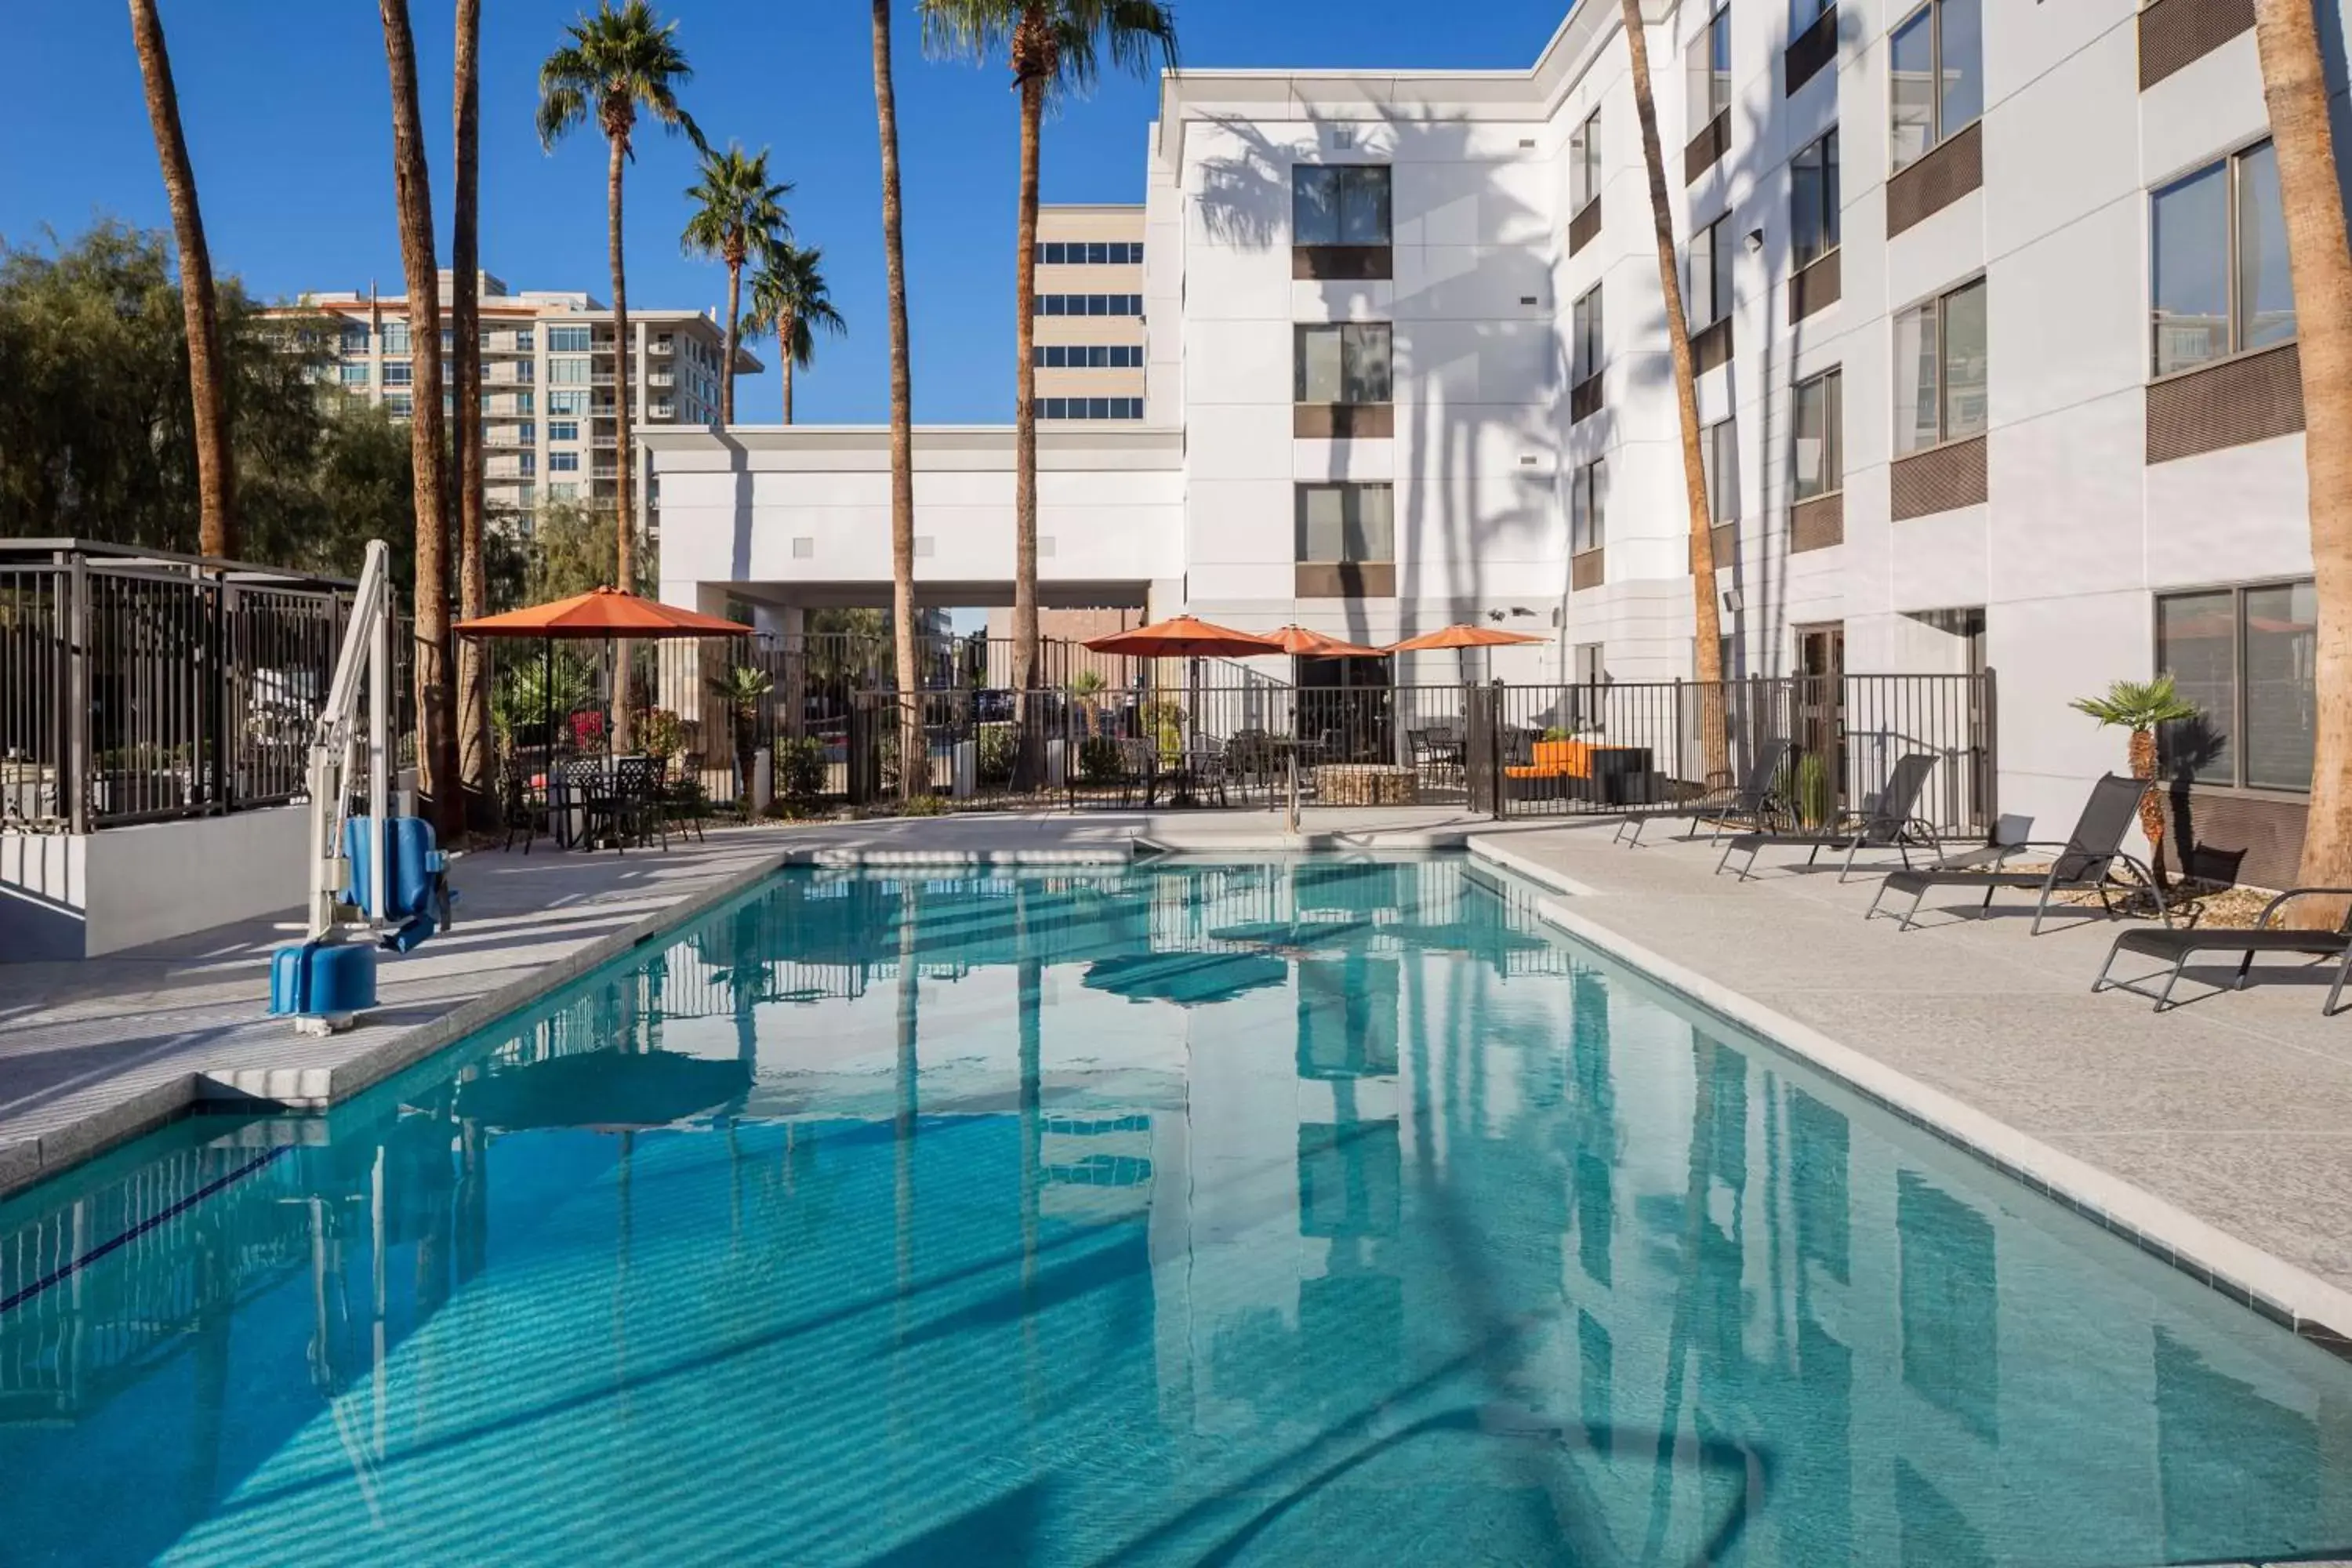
(1030, 205), (1146, 423)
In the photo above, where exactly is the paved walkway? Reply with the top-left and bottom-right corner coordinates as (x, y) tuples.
(1467, 818), (2352, 1337)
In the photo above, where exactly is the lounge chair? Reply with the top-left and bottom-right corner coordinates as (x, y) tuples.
(1617, 735), (1792, 847)
(1715, 750), (1943, 883)
(1864, 772), (2161, 934)
(2092, 887), (2352, 1013)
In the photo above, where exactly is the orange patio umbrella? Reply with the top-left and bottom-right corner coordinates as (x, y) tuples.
(1082, 615), (1287, 659)
(1262, 624), (1388, 659)
(455, 586), (748, 759)
(1386, 623), (1549, 652)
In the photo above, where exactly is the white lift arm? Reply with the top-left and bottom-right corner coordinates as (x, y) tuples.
(305, 539), (394, 938)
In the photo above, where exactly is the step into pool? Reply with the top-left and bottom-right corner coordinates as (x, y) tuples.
(2, 857), (2348, 1565)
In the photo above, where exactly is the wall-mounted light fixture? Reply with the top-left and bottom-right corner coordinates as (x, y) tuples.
(1744, 227), (1764, 255)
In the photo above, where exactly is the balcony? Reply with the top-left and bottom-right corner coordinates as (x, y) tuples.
(591, 433), (618, 449)
(590, 370), (616, 387)
(649, 337), (674, 355)
(648, 370), (675, 388)
(649, 401), (677, 421)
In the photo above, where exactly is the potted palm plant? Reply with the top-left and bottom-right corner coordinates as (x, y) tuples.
(707, 665), (775, 812)
(2070, 675), (2201, 884)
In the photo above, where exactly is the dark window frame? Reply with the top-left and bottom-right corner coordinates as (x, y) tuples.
(1294, 482), (1397, 564)
(1889, 0), (1983, 173)
(2149, 136), (2296, 381)
(1293, 165), (1395, 247)
(1893, 274), (1988, 454)
(1294, 322), (1396, 406)
(1573, 284), (1605, 385)
(1570, 108), (1604, 218)
(1791, 365), (1845, 500)
(2154, 575), (2318, 796)
(1688, 0), (1733, 141)
(1792, 126), (1842, 270)
(1689, 212), (1733, 331)
(1570, 457), (1608, 555)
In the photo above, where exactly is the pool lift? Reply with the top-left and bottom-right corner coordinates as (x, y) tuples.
(267, 539), (454, 1034)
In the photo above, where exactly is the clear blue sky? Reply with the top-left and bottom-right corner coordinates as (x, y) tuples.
(4, 0), (1574, 425)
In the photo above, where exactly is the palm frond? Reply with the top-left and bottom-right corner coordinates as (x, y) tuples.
(917, 0), (1020, 65)
(2070, 674), (2202, 730)
(744, 243), (845, 370)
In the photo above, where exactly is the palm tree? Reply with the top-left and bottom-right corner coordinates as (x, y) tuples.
(2071, 675), (2201, 883)
(1618, 0), (1727, 782)
(538, 0), (702, 754)
(126, 0), (235, 558)
(920, 0), (1178, 767)
(681, 142), (792, 426)
(870, 0), (923, 798)
(742, 243), (844, 424)
(2252, 0), (2352, 917)
(706, 662), (774, 805)
(453, 0), (492, 813)
(379, 0), (459, 836)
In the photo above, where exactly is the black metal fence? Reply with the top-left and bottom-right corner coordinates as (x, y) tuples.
(0, 543), (384, 832)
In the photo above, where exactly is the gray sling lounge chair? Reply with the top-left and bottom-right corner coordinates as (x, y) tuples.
(1617, 736), (1792, 848)
(1715, 750), (1942, 883)
(2092, 886), (2352, 1013)
(1865, 772), (2162, 935)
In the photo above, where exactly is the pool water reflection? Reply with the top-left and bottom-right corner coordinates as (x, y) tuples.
(1, 858), (2349, 1565)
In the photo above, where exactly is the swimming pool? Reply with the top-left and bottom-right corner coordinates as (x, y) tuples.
(2, 856), (2347, 1565)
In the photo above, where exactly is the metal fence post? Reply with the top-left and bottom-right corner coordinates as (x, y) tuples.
(64, 551), (88, 834)
(1980, 665), (2000, 839)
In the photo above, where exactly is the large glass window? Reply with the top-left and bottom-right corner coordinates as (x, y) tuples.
(1893, 277), (1987, 454)
(549, 358), (592, 385)
(382, 361), (413, 387)
(546, 390), (583, 416)
(2151, 140), (2296, 376)
(1295, 484), (1396, 562)
(1571, 110), (1603, 214)
(549, 451), (579, 473)
(1792, 367), (1844, 499)
(547, 325), (593, 353)
(1294, 165), (1392, 246)
(1573, 285), (1604, 385)
(1688, 213), (1732, 331)
(339, 324), (371, 356)
(379, 321), (412, 355)
(1889, 0), (1980, 172)
(1792, 128), (1840, 269)
(1295, 324), (1394, 404)
(2157, 581), (2316, 791)
(1571, 458), (1608, 555)
(338, 362), (369, 387)
(1687, 2), (1732, 140)
(1791, 0), (1834, 27)
(1704, 420), (1740, 524)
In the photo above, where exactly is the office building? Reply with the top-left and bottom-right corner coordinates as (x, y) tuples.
(1033, 205), (1149, 422)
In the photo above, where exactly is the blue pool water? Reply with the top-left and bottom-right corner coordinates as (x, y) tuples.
(2, 857), (2350, 1565)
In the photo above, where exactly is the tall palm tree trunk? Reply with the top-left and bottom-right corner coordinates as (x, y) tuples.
(452, 0), (492, 815)
(779, 308), (797, 423)
(379, 0), (458, 836)
(720, 253), (742, 425)
(127, 0), (235, 559)
(1620, 0), (1727, 782)
(873, 0), (923, 799)
(1011, 56), (1047, 789)
(607, 132), (637, 753)
(2255, 0), (2352, 920)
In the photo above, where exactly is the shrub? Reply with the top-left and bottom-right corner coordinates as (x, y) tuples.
(1079, 735), (1125, 785)
(1793, 752), (1835, 829)
(977, 722), (1018, 788)
(775, 735), (826, 811)
(636, 706), (685, 764)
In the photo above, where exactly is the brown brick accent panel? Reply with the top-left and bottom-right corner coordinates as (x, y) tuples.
(1886, 120), (1983, 238)
(1785, 3), (1838, 96)
(1890, 435), (1987, 520)
(2140, 0), (2256, 90)
(1568, 197), (1602, 257)
(1570, 373), (1604, 425)
(2169, 785), (2307, 890)
(2146, 343), (2305, 463)
(1293, 245), (1392, 281)
(1294, 561), (1396, 598)
(1791, 492), (1845, 552)
(1791, 246), (1842, 323)
(1709, 522), (1738, 569)
(1692, 316), (1734, 376)
(1684, 111), (1730, 185)
(1570, 550), (1605, 592)
(1294, 403), (1396, 439)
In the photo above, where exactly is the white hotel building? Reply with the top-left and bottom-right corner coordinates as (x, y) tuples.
(648, 0), (2326, 877)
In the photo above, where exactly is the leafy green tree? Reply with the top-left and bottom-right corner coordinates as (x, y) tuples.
(681, 141), (790, 425)
(742, 242), (844, 424)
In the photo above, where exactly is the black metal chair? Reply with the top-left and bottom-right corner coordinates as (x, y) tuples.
(1866, 773), (2162, 934)
(499, 750), (553, 854)
(1619, 735), (1792, 848)
(2092, 887), (2352, 1013)
(611, 756), (670, 851)
(1717, 750), (1943, 883)
(662, 750), (711, 843)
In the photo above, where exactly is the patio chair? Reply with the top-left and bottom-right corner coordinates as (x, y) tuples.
(1617, 735), (1792, 848)
(1864, 772), (2162, 935)
(499, 751), (553, 854)
(662, 750), (711, 844)
(611, 756), (671, 851)
(1715, 750), (1943, 882)
(1183, 735), (1232, 807)
(557, 757), (616, 850)
(2092, 887), (2352, 1014)
(1114, 737), (1159, 808)
(1227, 728), (1280, 800)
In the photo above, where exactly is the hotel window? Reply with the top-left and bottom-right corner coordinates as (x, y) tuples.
(514, 330), (535, 353)
(1570, 110), (1602, 214)
(518, 453), (536, 477)
(550, 358), (591, 385)
(549, 482), (579, 501)
(2156, 579), (2316, 792)
(1688, 213), (1733, 331)
(386, 393), (413, 419)
(1704, 419), (1740, 524)
(1893, 277), (1987, 453)
(383, 361), (413, 387)
(1570, 458), (1608, 554)
(547, 390), (585, 415)
(1295, 324), (1392, 405)
(1294, 165), (1392, 245)
(1035, 294), (1143, 317)
(340, 324), (370, 355)
(1295, 483), (1396, 562)
(548, 325), (593, 353)
(380, 322), (411, 354)
(1573, 285), (1603, 384)
(1791, 0), (1832, 25)
(1791, 367), (1844, 498)
(514, 391), (535, 416)
(548, 419), (579, 442)
(1687, 0), (1732, 139)
(339, 363), (369, 387)
(549, 452), (579, 473)
(1038, 397), (1144, 419)
(1792, 128), (1840, 268)
(2151, 140), (2294, 377)
(1889, 0), (1981, 172)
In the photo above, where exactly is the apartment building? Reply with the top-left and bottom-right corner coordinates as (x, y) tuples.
(1033, 205), (1149, 422)
(291, 270), (757, 538)
(650, 0), (2329, 877)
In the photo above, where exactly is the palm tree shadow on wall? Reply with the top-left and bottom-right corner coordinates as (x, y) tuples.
(2161, 716), (2246, 891)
